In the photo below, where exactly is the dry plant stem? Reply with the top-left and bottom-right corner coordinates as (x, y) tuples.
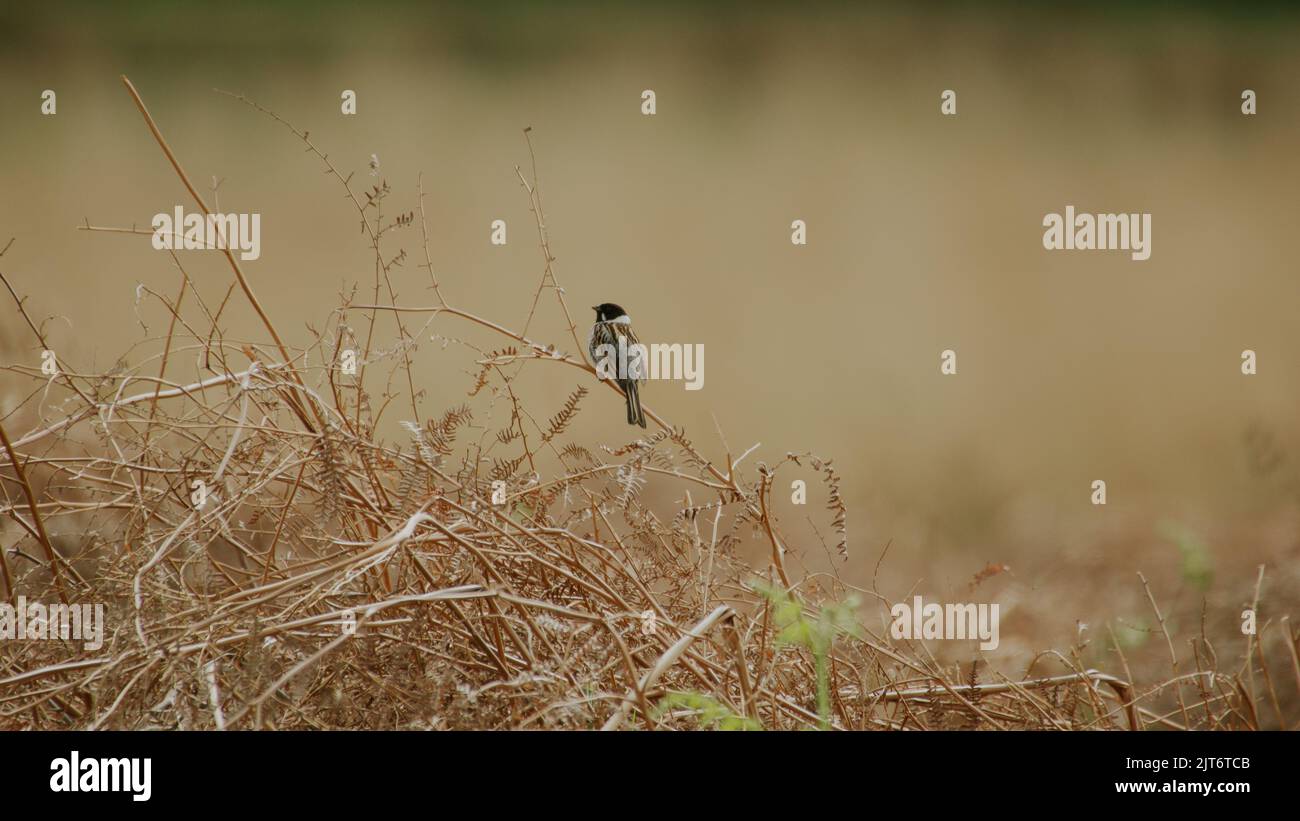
(145, 255), (188, 430)
(1105, 621), (1139, 716)
(8, 367), (259, 449)
(757, 469), (791, 587)
(0, 495), (15, 605)
(1283, 616), (1300, 719)
(724, 617), (755, 720)
(1255, 621), (1284, 727)
(516, 127), (583, 354)
(1240, 564), (1265, 702)
(416, 173), (447, 305)
(0, 419), (68, 604)
(604, 618), (656, 730)
(0, 535), (12, 605)
(263, 460), (308, 585)
(910, 643), (1005, 729)
(1233, 678), (1260, 729)
(211, 88), (423, 431)
(602, 604), (734, 730)
(0, 268), (100, 410)
(1137, 571), (1190, 728)
(119, 76), (317, 434)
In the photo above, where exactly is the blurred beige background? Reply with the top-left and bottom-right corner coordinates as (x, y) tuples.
(2, 4), (1298, 671)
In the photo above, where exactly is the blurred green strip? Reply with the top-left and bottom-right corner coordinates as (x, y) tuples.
(3, 0), (1298, 58)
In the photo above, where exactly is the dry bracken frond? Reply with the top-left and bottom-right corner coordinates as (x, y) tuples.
(541, 385), (587, 444)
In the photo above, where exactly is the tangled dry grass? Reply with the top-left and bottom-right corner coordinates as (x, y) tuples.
(1, 76), (1296, 730)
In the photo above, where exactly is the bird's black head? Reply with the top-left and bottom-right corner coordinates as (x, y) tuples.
(592, 303), (627, 322)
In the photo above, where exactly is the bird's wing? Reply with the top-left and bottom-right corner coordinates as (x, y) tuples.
(589, 322), (618, 374)
(619, 324), (647, 383)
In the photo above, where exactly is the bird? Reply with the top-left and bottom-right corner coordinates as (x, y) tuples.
(588, 303), (647, 428)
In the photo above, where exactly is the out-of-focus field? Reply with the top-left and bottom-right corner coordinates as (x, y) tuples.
(1, 3), (1298, 724)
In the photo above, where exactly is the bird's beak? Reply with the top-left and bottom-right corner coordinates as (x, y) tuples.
(590, 306), (598, 311)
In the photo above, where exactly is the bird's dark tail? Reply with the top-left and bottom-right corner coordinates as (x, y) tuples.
(622, 380), (646, 428)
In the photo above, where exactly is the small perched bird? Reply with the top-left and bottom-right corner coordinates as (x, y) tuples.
(588, 303), (647, 427)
